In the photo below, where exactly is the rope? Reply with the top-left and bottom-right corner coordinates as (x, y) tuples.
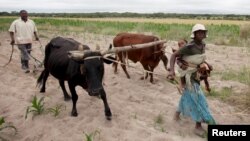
(126, 51), (129, 67)
(38, 40), (45, 56)
(104, 56), (184, 95)
(103, 55), (189, 96)
(28, 53), (43, 67)
(103, 56), (167, 78)
(102, 46), (180, 93)
(1, 45), (14, 67)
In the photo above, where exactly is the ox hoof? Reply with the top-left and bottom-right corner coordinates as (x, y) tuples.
(206, 88), (211, 93)
(40, 90), (45, 93)
(71, 112), (78, 117)
(150, 81), (155, 84)
(150, 79), (155, 84)
(140, 76), (145, 80)
(64, 96), (71, 101)
(106, 116), (112, 120)
(105, 111), (112, 120)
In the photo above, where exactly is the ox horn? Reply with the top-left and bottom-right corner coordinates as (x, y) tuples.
(68, 50), (92, 60)
(101, 40), (166, 55)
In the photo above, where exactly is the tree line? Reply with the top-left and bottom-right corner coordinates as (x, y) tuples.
(0, 11), (249, 21)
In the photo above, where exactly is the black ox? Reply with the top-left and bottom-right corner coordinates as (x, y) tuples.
(37, 37), (112, 120)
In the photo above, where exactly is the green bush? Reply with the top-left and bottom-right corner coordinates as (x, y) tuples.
(25, 96), (45, 119)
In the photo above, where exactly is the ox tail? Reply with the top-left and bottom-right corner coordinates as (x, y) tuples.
(43, 42), (51, 68)
(37, 42), (51, 88)
(36, 70), (45, 87)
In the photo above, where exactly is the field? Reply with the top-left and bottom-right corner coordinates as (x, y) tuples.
(1, 17), (250, 47)
(0, 17), (250, 141)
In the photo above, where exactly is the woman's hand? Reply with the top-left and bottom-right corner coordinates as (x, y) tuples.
(177, 60), (188, 70)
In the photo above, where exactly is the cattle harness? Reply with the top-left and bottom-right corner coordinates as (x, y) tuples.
(76, 43), (168, 79)
(78, 44), (103, 74)
(103, 55), (166, 78)
(70, 40), (168, 80)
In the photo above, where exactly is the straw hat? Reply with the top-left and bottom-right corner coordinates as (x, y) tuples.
(190, 23), (207, 38)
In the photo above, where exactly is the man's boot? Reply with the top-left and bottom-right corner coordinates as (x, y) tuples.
(21, 60), (26, 70)
(24, 60), (30, 73)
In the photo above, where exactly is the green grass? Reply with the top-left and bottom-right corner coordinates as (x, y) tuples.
(47, 104), (66, 117)
(0, 117), (17, 135)
(209, 87), (233, 100)
(25, 96), (67, 119)
(153, 113), (166, 132)
(1, 17), (250, 47)
(154, 113), (164, 125)
(25, 96), (45, 119)
(83, 130), (100, 141)
(209, 68), (250, 111)
(209, 87), (250, 112)
(220, 67), (250, 85)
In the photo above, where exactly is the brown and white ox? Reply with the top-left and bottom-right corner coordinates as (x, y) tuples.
(113, 33), (168, 83)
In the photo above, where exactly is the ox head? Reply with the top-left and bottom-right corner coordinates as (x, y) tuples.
(68, 50), (114, 96)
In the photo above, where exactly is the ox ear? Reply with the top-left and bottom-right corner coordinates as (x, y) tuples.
(103, 55), (115, 65)
(68, 51), (87, 64)
(68, 50), (92, 62)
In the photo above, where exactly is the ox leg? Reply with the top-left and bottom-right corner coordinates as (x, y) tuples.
(141, 64), (155, 83)
(39, 69), (49, 93)
(204, 78), (211, 92)
(120, 60), (130, 79)
(59, 80), (71, 101)
(100, 89), (112, 120)
(141, 64), (149, 80)
(68, 81), (78, 117)
(149, 66), (155, 83)
(112, 55), (118, 74)
(161, 54), (168, 71)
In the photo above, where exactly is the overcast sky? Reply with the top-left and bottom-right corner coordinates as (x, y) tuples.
(0, 0), (249, 14)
